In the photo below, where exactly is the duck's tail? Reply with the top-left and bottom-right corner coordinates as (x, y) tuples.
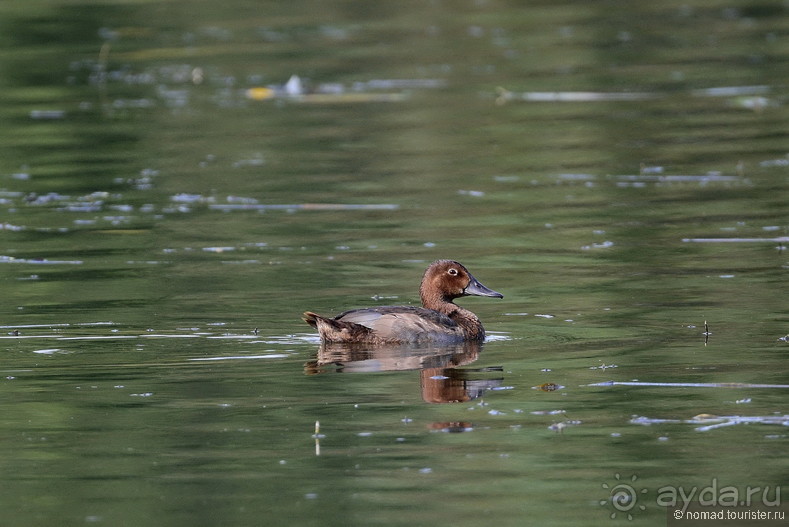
(302, 311), (321, 329)
(302, 311), (374, 342)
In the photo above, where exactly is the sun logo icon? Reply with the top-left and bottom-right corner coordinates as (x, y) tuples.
(600, 473), (648, 520)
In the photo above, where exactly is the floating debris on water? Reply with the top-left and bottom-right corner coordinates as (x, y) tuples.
(495, 87), (657, 105)
(691, 85), (770, 97)
(548, 420), (581, 433)
(0, 255), (84, 265)
(32, 348), (62, 355)
(759, 157), (789, 167)
(631, 414), (789, 432)
(244, 74), (439, 103)
(615, 173), (742, 183)
(533, 382), (564, 392)
(29, 110), (67, 120)
(208, 202), (399, 211)
(495, 84), (773, 106)
(457, 189), (485, 197)
(231, 156), (265, 169)
(311, 421), (325, 439)
(682, 236), (788, 244)
(188, 354), (289, 361)
(581, 241), (614, 250)
(589, 381), (789, 389)
(171, 193), (215, 204)
(546, 171), (753, 189)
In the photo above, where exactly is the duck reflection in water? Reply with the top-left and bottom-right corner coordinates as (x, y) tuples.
(304, 340), (504, 404)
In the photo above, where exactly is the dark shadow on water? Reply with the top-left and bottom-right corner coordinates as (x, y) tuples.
(304, 340), (503, 404)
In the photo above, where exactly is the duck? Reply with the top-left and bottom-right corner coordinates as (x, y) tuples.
(303, 259), (503, 344)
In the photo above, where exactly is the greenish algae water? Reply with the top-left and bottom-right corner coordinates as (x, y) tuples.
(0, 1), (787, 525)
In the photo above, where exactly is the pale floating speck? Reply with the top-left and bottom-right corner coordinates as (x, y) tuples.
(30, 110), (66, 120)
(531, 409), (566, 415)
(32, 349), (61, 355)
(458, 189), (485, 197)
(581, 240), (614, 250)
(189, 354), (289, 361)
(590, 363), (618, 370)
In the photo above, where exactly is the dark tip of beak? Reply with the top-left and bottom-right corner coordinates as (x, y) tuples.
(464, 277), (503, 299)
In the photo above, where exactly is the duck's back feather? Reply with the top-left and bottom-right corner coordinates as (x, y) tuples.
(304, 306), (464, 344)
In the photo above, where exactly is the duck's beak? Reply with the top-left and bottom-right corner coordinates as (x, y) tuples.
(464, 275), (504, 299)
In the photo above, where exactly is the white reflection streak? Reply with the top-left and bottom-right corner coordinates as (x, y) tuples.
(188, 355), (288, 361)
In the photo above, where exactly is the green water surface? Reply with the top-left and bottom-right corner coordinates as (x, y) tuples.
(1, 1), (787, 526)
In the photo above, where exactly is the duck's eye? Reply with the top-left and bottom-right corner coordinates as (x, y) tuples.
(448, 268), (458, 276)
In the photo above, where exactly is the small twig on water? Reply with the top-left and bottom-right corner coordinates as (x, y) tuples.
(312, 421), (323, 456)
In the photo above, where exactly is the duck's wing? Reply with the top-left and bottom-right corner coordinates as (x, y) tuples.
(336, 306), (461, 343)
(337, 306), (454, 326)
